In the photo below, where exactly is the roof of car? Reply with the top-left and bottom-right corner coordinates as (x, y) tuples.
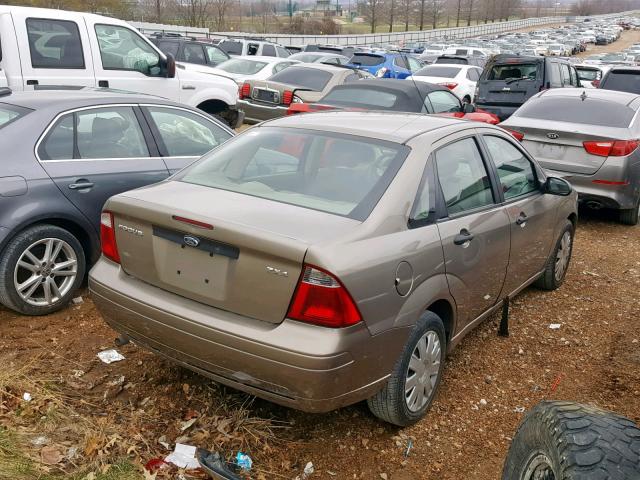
(263, 111), (467, 143)
(536, 87), (640, 105)
(0, 88), (178, 110)
(230, 55), (292, 63)
(284, 63), (353, 74)
(289, 52), (347, 58)
(332, 78), (447, 95)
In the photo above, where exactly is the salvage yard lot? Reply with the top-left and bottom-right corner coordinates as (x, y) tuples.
(1, 30), (640, 480)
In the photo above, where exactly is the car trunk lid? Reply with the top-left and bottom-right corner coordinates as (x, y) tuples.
(106, 181), (360, 324)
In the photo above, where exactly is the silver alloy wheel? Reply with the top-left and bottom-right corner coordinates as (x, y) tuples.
(522, 452), (555, 480)
(554, 231), (572, 282)
(405, 330), (442, 412)
(13, 238), (78, 307)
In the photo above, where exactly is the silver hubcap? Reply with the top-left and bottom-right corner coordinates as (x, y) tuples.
(554, 231), (571, 282)
(13, 238), (78, 307)
(405, 330), (442, 412)
(522, 453), (555, 480)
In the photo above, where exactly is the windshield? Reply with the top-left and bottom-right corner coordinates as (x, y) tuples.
(0, 103), (32, 129)
(576, 68), (600, 81)
(217, 58), (268, 74)
(414, 66), (461, 78)
(514, 97), (634, 128)
(488, 63), (538, 81)
(267, 67), (332, 90)
(177, 127), (409, 220)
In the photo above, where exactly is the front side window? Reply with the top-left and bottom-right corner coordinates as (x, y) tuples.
(394, 56), (409, 69)
(218, 40), (243, 55)
(177, 127), (409, 220)
(95, 24), (161, 75)
(26, 18), (85, 69)
(205, 45), (228, 64)
(560, 64), (571, 86)
(183, 43), (206, 64)
(427, 90), (461, 113)
(483, 136), (538, 200)
(147, 107), (232, 157)
(407, 57), (422, 71)
(435, 138), (494, 215)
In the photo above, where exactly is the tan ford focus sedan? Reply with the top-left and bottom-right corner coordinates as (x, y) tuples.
(89, 112), (578, 426)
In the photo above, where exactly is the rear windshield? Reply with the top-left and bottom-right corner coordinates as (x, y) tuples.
(435, 57), (467, 65)
(0, 103), (31, 129)
(177, 127), (409, 220)
(217, 58), (268, 74)
(350, 54), (385, 66)
(218, 40), (243, 55)
(322, 88), (399, 108)
(514, 97), (634, 128)
(576, 68), (600, 81)
(414, 66), (461, 78)
(488, 63), (538, 81)
(601, 71), (640, 94)
(267, 67), (332, 91)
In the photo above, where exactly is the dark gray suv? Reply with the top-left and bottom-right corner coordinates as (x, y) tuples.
(0, 89), (233, 316)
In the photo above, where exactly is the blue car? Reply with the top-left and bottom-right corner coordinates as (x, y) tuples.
(347, 52), (423, 79)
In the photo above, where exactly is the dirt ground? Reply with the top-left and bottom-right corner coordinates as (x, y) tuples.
(2, 29), (640, 480)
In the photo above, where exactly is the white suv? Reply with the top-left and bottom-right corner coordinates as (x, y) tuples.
(218, 39), (290, 58)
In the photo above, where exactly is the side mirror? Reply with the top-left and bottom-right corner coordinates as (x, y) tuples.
(543, 177), (572, 196)
(165, 53), (176, 79)
(462, 103), (475, 113)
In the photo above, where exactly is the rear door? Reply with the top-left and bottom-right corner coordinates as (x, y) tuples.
(434, 135), (510, 328)
(37, 105), (169, 227)
(12, 12), (96, 90)
(479, 133), (556, 293)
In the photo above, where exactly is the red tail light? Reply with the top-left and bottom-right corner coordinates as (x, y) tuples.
(287, 265), (362, 328)
(583, 140), (639, 157)
(239, 83), (251, 99)
(282, 90), (294, 106)
(100, 211), (120, 264)
(439, 82), (458, 90)
(502, 128), (525, 141)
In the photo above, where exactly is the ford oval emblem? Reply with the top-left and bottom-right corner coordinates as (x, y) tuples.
(183, 235), (200, 247)
(546, 133), (559, 140)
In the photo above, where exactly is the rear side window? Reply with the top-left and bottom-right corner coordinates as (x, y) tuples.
(488, 63), (537, 81)
(514, 97), (635, 128)
(426, 90), (461, 113)
(350, 54), (385, 66)
(415, 66), (461, 78)
(394, 56), (409, 69)
(26, 18), (85, 69)
(218, 40), (243, 55)
(158, 41), (180, 57)
(267, 67), (332, 91)
(601, 71), (640, 94)
(262, 44), (276, 57)
(0, 103), (31, 130)
(183, 44), (206, 64)
(467, 68), (481, 81)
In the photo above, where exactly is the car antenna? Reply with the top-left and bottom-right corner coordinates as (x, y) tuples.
(402, 52), (430, 113)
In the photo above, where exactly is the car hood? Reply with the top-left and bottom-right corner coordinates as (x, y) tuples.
(176, 63), (239, 91)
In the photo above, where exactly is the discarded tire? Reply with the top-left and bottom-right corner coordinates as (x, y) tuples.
(502, 400), (640, 480)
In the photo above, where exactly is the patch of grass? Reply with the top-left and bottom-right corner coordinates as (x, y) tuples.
(0, 427), (38, 480)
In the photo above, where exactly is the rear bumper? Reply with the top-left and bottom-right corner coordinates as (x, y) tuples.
(237, 99), (288, 124)
(547, 169), (638, 210)
(89, 259), (409, 412)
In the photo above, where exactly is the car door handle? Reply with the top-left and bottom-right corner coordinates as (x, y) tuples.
(453, 229), (474, 246)
(68, 182), (94, 190)
(516, 213), (528, 227)
(98, 80), (109, 88)
(26, 79), (39, 86)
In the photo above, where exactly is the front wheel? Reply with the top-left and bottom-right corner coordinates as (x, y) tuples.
(0, 225), (86, 316)
(502, 401), (640, 480)
(534, 220), (574, 291)
(367, 312), (446, 426)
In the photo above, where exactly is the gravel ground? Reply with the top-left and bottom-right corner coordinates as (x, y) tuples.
(1, 29), (639, 480)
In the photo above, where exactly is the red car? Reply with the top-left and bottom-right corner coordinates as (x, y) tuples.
(286, 79), (500, 125)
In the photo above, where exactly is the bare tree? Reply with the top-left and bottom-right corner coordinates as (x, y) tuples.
(211, 0), (235, 30)
(455, 0), (462, 26)
(362, 0), (383, 33)
(430, 0), (444, 28)
(387, 0), (396, 32)
(466, 0), (474, 25)
(399, 0), (414, 30)
(418, 0), (427, 29)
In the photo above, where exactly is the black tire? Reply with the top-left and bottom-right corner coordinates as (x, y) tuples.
(367, 312), (446, 427)
(618, 199), (640, 226)
(502, 400), (640, 480)
(0, 225), (86, 316)
(534, 220), (574, 291)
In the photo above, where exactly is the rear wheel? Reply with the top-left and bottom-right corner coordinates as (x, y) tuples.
(502, 401), (640, 480)
(367, 312), (445, 426)
(618, 199), (640, 226)
(0, 225), (85, 316)
(534, 220), (574, 291)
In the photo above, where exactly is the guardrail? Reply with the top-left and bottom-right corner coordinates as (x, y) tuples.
(131, 10), (635, 47)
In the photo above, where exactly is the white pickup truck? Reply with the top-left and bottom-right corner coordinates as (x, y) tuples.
(0, 6), (244, 127)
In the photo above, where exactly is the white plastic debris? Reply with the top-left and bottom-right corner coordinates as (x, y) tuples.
(164, 443), (200, 470)
(301, 461), (314, 479)
(23, 392), (32, 402)
(549, 324), (562, 330)
(97, 349), (125, 364)
(514, 406), (526, 413)
(479, 398), (488, 406)
(72, 296), (84, 305)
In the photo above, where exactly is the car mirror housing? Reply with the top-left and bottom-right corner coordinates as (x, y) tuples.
(544, 177), (572, 196)
(164, 54), (176, 79)
(462, 103), (475, 113)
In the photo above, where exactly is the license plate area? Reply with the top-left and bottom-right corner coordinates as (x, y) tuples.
(534, 142), (567, 160)
(254, 88), (278, 103)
